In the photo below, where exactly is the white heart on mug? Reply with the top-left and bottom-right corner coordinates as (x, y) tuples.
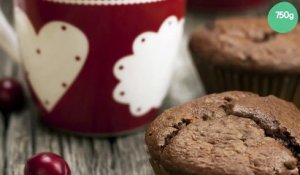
(15, 7), (89, 112)
(113, 16), (184, 117)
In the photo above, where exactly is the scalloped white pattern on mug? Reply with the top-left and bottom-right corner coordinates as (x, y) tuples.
(15, 7), (89, 112)
(113, 16), (184, 117)
(44, 0), (164, 5)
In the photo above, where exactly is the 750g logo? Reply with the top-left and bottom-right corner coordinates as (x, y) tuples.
(268, 1), (298, 33)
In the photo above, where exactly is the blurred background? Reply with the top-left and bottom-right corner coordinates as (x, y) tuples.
(0, 0), (299, 109)
(166, 0), (300, 108)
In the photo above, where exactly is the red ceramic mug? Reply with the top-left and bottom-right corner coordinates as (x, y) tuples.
(0, 0), (186, 135)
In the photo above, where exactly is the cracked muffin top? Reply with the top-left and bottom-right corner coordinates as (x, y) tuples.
(189, 17), (300, 73)
(145, 91), (300, 175)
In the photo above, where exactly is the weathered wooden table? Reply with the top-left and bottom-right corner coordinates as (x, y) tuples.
(0, 1), (297, 174)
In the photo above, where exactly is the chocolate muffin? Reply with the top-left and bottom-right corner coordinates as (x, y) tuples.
(189, 16), (300, 107)
(145, 91), (300, 175)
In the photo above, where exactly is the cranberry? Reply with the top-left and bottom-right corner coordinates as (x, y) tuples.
(25, 152), (71, 175)
(0, 78), (24, 113)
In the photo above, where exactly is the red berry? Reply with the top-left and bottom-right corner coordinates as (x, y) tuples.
(25, 152), (71, 175)
(0, 78), (24, 113)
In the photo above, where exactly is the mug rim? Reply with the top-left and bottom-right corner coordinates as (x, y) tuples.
(43, 0), (166, 5)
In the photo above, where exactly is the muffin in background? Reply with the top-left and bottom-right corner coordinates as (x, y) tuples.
(189, 16), (300, 107)
(145, 91), (300, 175)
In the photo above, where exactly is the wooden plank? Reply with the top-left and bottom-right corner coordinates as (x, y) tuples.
(90, 139), (114, 175)
(1, 0), (27, 172)
(0, 114), (4, 175)
(113, 132), (154, 175)
(62, 136), (94, 175)
(5, 109), (33, 175)
(34, 125), (61, 154)
(62, 136), (113, 175)
(32, 106), (61, 155)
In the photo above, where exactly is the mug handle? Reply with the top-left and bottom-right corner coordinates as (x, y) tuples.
(0, 7), (20, 63)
